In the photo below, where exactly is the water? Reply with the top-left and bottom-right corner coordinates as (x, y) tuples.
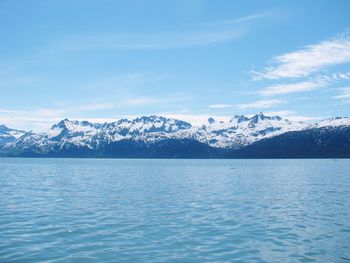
(0, 159), (350, 262)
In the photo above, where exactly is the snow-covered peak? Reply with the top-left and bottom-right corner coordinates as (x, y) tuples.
(0, 125), (10, 133)
(208, 117), (215, 124)
(4, 113), (350, 152)
(230, 115), (249, 124)
(228, 113), (283, 125)
(315, 117), (350, 128)
(249, 112), (282, 124)
(47, 119), (99, 139)
(0, 124), (27, 145)
(249, 112), (265, 123)
(0, 124), (26, 137)
(127, 115), (192, 133)
(51, 119), (97, 130)
(193, 113), (308, 148)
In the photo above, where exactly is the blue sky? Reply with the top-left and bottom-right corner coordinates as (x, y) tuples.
(1, 0), (350, 130)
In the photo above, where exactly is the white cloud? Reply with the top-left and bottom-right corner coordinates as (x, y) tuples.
(260, 79), (328, 96)
(57, 30), (243, 52)
(331, 72), (350, 80)
(222, 12), (273, 24)
(162, 110), (322, 125)
(124, 96), (157, 106)
(333, 87), (350, 103)
(158, 113), (232, 126)
(209, 104), (233, 109)
(52, 13), (273, 52)
(264, 110), (324, 122)
(0, 108), (65, 131)
(210, 99), (285, 110)
(76, 103), (114, 111)
(0, 102), (116, 131)
(237, 99), (285, 109)
(252, 32), (350, 80)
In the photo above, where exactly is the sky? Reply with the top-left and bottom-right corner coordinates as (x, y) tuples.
(1, 0), (350, 131)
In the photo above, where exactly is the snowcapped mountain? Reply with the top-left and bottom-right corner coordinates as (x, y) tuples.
(5, 116), (194, 154)
(193, 112), (308, 148)
(0, 125), (27, 146)
(1, 113), (350, 157)
(313, 117), (350, 128)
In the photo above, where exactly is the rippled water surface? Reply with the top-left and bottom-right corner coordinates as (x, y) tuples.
(1, 159), (350, 262)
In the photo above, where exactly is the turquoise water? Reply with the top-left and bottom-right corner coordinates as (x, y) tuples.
(0, 159), (350, 262)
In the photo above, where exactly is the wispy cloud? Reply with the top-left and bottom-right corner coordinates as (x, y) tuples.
(0, 109), (125, 132)
(124, 96), (157, 106)
(333, 87), (350, 103)
(260, 79), (328, 96)
(0, 108), (65, 131)
(252, 32), (350, 80)
(52, 13), (272, 52)
(329, 72), (350, 81)
(0, 92), (196, 130)
(221, 12), (274, 25)
(58, 30), (243, 51)
(237, 99), (285, 109)
(158, 113), (232, 126)
(209, 104), (233, 109)
(0, 102), (116, 131)
(209, 99), (285, 110)
(264, 110), (325, 122)
(76, 103), (114, 111)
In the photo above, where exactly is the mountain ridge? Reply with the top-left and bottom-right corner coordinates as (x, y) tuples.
(1, 113), (350, 158)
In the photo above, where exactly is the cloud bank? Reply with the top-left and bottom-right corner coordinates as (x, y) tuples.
(260, 80), (328, 96)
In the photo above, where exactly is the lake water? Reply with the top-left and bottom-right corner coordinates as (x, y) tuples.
(0, 158), (350, 262)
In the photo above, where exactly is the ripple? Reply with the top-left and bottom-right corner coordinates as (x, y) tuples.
(0, 158), (350, 262)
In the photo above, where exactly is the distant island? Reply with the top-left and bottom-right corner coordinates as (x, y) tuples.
(1, 113), (350, 158)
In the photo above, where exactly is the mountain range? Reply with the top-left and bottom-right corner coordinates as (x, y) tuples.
(1, 113), (349, 158)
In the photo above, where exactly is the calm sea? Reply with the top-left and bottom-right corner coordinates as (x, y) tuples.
(0, 158), (349, 262)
